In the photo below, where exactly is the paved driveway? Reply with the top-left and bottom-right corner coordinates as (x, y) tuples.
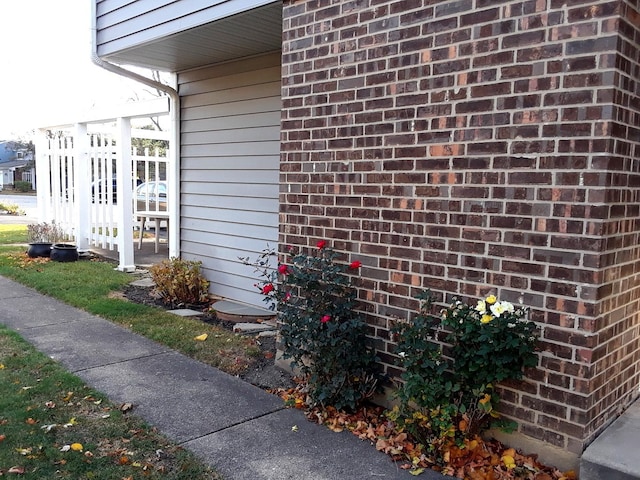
(0, 194), (38, 224)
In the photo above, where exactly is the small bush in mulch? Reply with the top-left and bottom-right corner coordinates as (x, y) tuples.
(149, 258), (210, 308)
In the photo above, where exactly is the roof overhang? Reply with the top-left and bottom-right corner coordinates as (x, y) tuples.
(98, 2), (282, 72)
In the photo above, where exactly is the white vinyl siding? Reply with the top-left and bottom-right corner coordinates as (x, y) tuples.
(179, 52), (280, 307)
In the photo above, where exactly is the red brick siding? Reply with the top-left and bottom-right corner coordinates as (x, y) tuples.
(280, 0), (639, 456)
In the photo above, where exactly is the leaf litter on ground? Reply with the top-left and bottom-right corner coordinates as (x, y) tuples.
(269, 384), (577, 479)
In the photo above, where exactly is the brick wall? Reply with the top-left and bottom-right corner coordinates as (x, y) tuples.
(588, 0), (640, 441)
(280, 0), (640, 464)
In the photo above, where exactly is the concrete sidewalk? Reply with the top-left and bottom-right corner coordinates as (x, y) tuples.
(0, 275), (445, 480)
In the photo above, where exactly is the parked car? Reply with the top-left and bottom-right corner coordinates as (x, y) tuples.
(135, 181), (167, 212)
(92, 177), (142, 204)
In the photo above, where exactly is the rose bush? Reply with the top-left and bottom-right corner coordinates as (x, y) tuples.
(242, 241), (378, 411)
(391, 291), (539, 462)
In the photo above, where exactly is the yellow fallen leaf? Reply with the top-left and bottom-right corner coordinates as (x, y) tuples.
(0, 363), (5, 369)
(194, 333), (208, 341)
(62, 392), (74, 402)
(291, 425), (298, 432)
(70, 442), (83, 452)
(409, 468), (425, 476)
(502, 454), (516, 469)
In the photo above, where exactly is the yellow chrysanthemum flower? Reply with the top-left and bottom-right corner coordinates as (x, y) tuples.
(485, 294), (497, 305)
(481, 314), (493, 324)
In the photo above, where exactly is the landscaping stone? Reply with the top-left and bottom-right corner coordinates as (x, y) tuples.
(233, 322), (276, 334)
(212, 299), (275, 323)
(130, 277), (154, 288)
(258, 330), (277, 338)
(167, 308), (203, 317)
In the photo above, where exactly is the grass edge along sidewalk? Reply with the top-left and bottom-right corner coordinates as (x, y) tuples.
(0, 232), (261, 377)
(0, 324), (221, 479)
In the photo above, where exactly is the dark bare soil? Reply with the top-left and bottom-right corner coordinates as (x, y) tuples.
(122, 284), (295, 391)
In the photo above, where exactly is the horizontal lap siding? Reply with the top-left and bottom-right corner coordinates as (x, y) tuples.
(179, 53), (280, 306)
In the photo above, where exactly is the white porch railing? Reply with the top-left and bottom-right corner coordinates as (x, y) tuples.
(36, 98), (172, 271)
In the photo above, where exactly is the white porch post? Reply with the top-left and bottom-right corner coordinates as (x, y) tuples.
(73, 124), (90, 250)
(115, 117), (136, 272)
(35, 131), (51, 222)
(168, 74), (180, 259)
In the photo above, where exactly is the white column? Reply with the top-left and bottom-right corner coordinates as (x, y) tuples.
(115, 117), (136, 272)
(73, 124), (90, 250)
(168, 76), (180, 259)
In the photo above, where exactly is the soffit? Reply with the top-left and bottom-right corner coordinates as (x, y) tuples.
(100, 2), (282, 72)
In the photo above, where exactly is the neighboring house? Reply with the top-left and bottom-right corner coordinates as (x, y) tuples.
(0, 141), (33, 188)
(88, 0), (640, 471)
(0, 160), (27, 189)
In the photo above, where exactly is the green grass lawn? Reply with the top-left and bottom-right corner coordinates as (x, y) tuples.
(0, 325), (221, 479)
(0, 224), (27, 244)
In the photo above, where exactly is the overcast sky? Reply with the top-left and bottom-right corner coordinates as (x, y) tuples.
(0, 0), (152, 139)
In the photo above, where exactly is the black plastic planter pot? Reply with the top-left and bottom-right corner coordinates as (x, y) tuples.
(50, 243), (79, 262)
(27, 242), (53, 258)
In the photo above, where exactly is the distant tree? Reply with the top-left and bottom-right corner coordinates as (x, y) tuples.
(132, 124), (168, 156)
(4, 138), (35, 168)
(128, 70), (171, 132)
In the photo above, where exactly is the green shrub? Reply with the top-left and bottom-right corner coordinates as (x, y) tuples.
(13, 181), (31, 192)
(245, 241), (378, 411)
(391, 291), (538, 460)
(149, 257), (210, 307)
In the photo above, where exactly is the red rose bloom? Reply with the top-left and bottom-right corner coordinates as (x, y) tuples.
(349, 260), (362, 269)
(278, 264), (289, 274)
(316, 240), (327, 249)
(321, 315), (331, 323)
(261, 283), (275, 294)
